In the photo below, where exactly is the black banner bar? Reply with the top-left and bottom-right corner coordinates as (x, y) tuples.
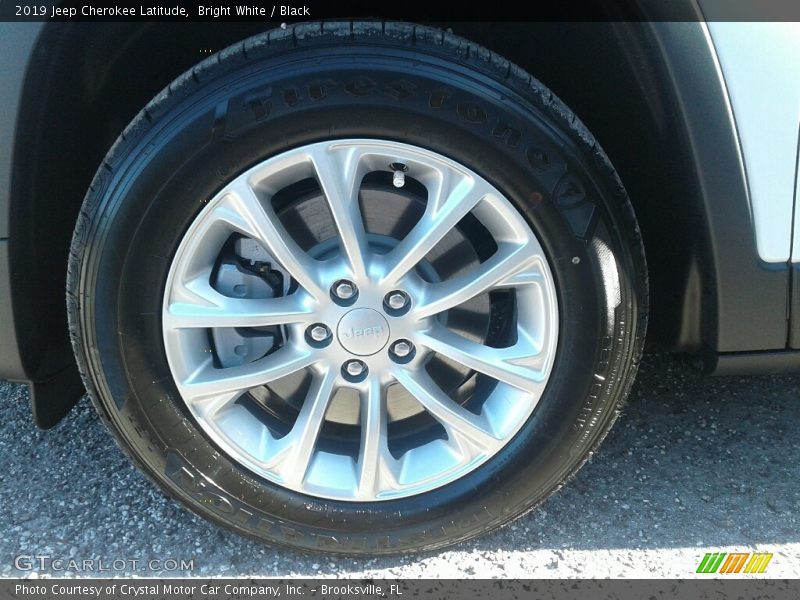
(2, 579), (800, 600)
(2, 0), (800, 22)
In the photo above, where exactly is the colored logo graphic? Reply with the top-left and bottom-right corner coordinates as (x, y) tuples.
(696, 552), (773, 574)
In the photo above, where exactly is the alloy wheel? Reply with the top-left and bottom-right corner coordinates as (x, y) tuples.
(162, 139), (559, 501)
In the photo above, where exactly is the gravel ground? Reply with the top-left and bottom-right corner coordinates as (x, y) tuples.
(1, 352), (798, 578)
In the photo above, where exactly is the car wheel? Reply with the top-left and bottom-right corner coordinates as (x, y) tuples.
(67, 22), (647, 554)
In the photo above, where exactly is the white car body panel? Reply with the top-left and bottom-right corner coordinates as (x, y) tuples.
(794, 144), (800, 263)
(706, 21), (800, 264)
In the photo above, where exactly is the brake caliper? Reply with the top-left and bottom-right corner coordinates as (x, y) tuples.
(210, 238), (290, 367)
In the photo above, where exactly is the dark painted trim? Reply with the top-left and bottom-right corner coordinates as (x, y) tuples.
(0, 24), (44, 240)
(29, 365), (85, 428)
(0, 240), (25, 378)
(704, 350), (800, 376)
(649, 21), (789, 352)
(791, 265), (800, 349)
(0, 24), (45, 382)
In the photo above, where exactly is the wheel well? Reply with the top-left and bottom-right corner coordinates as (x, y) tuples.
(9, 22), (273, 383)
(10, 21), (727, 420)
(457, 22), (713, 353)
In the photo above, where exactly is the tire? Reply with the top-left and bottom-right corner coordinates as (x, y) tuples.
(67, 21), (647, 554)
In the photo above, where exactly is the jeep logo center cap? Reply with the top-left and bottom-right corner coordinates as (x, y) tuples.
(337, 308), (390, 356)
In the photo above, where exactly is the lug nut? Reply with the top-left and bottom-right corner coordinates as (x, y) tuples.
(386, 291), (409, 311)
(391, 340), (414, 358)
(333, 280), (357, 300)
(308, 324), (330, 342)
(344, 360), (367, 378)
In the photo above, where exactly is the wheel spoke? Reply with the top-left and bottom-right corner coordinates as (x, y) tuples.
(215, 181), (325, 300)
(418, 324), (546, 395)
(416, 243), (542, 318)
(382, 173), (489, 284)
(279, 370), (337, 487)
(356, 377), (391, 498)
(182, 347), (314, 401)
(188, 390), (242, 420)
(393, 368), (500, 451)
(307, 145), (369, 280)
(165, 277), (312, 329)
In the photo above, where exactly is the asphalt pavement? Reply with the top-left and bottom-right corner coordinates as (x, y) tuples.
(1, 352), (798, 578)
